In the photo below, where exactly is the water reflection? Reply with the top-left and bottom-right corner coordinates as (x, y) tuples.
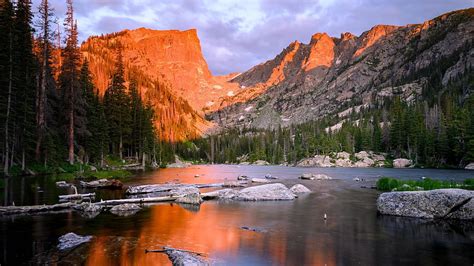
(1, 166), (473, 265)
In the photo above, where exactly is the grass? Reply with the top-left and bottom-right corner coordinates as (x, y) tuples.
(376, 177), (474, 192)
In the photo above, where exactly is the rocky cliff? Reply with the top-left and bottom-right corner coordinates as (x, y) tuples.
(81, 28), (243, 141)
(209, 8), (474, 130)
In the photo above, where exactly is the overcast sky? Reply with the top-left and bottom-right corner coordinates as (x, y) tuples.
(31, 0), (473, 75)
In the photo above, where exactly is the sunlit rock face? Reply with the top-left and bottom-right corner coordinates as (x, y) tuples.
(81, 28), (244, 141)
(210, 9), (474, 130)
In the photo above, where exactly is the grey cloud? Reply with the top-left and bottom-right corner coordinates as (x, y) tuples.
(32, 0), (473, 75)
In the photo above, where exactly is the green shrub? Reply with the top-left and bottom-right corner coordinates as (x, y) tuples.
(376, 177), (472, 192)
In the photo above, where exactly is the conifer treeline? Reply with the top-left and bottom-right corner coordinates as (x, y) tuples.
(0, 0), (156, 176)
(180, 73), (474, 168)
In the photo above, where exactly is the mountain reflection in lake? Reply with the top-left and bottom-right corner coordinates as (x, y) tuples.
(1, 165), (473, 265)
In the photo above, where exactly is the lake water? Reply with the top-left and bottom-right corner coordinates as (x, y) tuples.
(1, 165), (473, 265)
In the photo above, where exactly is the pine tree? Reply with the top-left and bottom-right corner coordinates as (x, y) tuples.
(59, 0), (81, 164)
(103, 48), (131, 159)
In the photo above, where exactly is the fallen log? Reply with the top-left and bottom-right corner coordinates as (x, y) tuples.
(80, 179), (123, 189)
(95, 195), (180, 206)
(59, 193), (95, 202)
(0, 202), (75, 215)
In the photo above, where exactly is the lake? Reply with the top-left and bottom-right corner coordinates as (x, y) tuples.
(1, 165), (473, 265)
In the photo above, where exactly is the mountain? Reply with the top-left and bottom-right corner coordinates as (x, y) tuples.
(81, 28), (244, 141)
(209, 8), (474, 130)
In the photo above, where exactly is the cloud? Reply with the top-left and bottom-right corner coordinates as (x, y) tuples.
(31, 0), (473, 75)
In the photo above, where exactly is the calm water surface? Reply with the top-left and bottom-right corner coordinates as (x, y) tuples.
(1, 165), (473, 265)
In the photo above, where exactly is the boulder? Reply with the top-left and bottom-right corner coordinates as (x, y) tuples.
(253, 160), (270, 166)
(393, 158), (412, 168)
(175, 193), (203, 205)
(239, 162), (250, 165)
(110, 204), (142, 217)
(234, 183), (296, 201)
(297, 155), (334, 167)
(465, 163), (474, 170)
(372, 154), (386, 162)
(237, 175), (249, 180)
(201, 189), (238, 200)
(57, 233), (92, 251)
(300, 173), (315, 180)
(290, 184), (312, 194)
(355, 151), (370, 160)
(377, 189), (474, 220)
(222, 181), (247, 188)
(354, 161), (370, 168)
(336, 152), (351, 160)
(335, 158), (353, 167)
(299, 173), (333, 180)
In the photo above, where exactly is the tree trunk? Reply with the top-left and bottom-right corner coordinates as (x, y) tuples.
(4, 28), (13, 176)
(68, 84), (74, 165)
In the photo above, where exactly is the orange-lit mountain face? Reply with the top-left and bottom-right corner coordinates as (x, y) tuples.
(81, 28), (246, 141)
(211, 9), (474, 129)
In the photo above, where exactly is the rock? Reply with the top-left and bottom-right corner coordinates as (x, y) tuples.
(240, 226), (266, 233)
(251, 178), (271, 183)
(300, 173), (315, 180)
(372, 154), (386, 162)
(465, 163), (474, 170)
(239, 162), (250, 165)
(313, 174), (333, 180)
(164, 247), (208, 266)
(89, 165), (98, 172)
(393, 158), (413, 168)
(237, 175), (249, 180)
(201, 189), (239, 200)
(252, 160), (270, 166)
(234, 183), (296, 201)
(265, 174), (278, 179)
(353, 177), (360, 182)
(56, 181), (71, 188)
(57, 233), (92, 251)
(335, 158), (352, 167)
(336, 151), (351, 160)
(175, 193), (203, 205)
(289, 184), (312, 194)
(80, 179), (123, 189)
(297, 155), (334, 167)
(167, 155), (191, 168)
(73, 202), (103, 218)
(354, 161), (370, 168)
(377, 189), (474, 220)
(110, 204), (142, 216)
(222, 181), (247, 188)
(355, 151), (370, 160)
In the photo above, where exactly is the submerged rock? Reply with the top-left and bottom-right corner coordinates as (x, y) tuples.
(73, 202), (103, 218)
(251, 178), (271, 183)
(290, 184), (312, 194)
(300, 173), (333, 180)
(377, 189), (474, 220)
(164, 247), (208, 266)
(240, 226), (266, 233)
(57, 233), (92, 251)
(110, 204), (142, 217)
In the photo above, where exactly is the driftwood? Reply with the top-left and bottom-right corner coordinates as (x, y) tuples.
(95, 195), (180, 206)
(59, 193), (96, 202)
(80, 179), (123, 189)
(0, 202), (75, 215)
